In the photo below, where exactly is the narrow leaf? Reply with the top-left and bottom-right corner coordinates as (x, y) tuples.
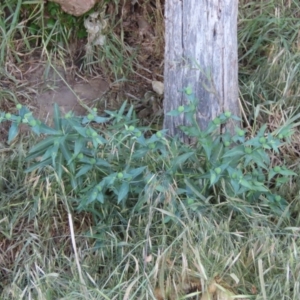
(172, 152), (194, 169)
(128, 166), (146, 179)
(94, 116), (111, 123)
(53, 103), (61, 130)
(118, 181), (129, 203)
(25, 158), (52, 173)
(59, 141), (75, 173)
(8, 122), (19, 144)
(97, 193), (104, 204)
(210, 171), (217, 186)
(75, 164), (93, 178)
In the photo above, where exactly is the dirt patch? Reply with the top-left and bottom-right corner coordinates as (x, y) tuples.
(0, 0), (165, 142)
(35, 78), (109, 122)
(0, 61), (110, 142)
(24, 62), (109, 122)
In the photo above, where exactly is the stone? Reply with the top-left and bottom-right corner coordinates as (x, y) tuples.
(49, 0), (98, 17)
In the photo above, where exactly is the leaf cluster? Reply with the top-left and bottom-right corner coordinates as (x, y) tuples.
(167, 90), (296, 216)
(0, 93), (296, 219)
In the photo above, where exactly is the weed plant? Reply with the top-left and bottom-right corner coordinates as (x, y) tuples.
(0, 89), (296, 222)
(1, 1), (300, 299)
(0, 146), (299, 299)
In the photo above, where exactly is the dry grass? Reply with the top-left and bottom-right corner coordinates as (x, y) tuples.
(1, 153), (300, 299)
(1, 0), (300, 299)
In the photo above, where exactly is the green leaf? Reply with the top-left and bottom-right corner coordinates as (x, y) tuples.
(244, 137), (260, 148)
(38, 123), (61, 135)
(73, 126), (88, 137)
(126, 105), (134, 120)
(222, 145), (244, 159)
(74, 137), (85, 157)
(25, 158), (52, 173)
(8, 122), (19, 144)
(59, 141), (75, 173)
(103, 174), (116, 186)
(53, 103), (62, 130)
(154, 185), (166, 192)
(239, 179), (253, 189)
(210, 170), (218, 186)
(135, 134), (147, 145)
(256, 149), (270, 165)
(252, 181), (269, 192)
(184, 178), (207, 201)
(39, 144), (58, 162)
(95, 158), (111, 168)
(244, 154), (253, 167)
(276, 124), (293, 138)
(75, 164), (93, 178)
(118, 181), (129, 203)
(128, 166), (146, 179)
(26, 136), (58, 160)
(230, 179), (241, 195)
(210, 140), (224, 163)
(87, 190), (98, 205)
(79, 156), (93, 164)
(92, 135), (106, 147)
(82, 115), (93, 124)
(205, 121), (219, 134)
(179, 125), (199, 137)
(250, 151), (268, 169)
(18, 106), (31, 118)
(147, 134), (161, 144)
(97, 193), (104, 204)
(94, 116), (111, 123)
(66, 116), (82, 127)
(275, 177), (289, 187)
(257, 124), (267, 137)
(30, 124), (41, 135)
(278, 168), (297, 176)
(56, 153), (63, 180)
(118, 100), (127, 117)
(167, 109), (182, 117)
(172, 152), (194, 170)
(268, 169), (277, 181)
(163, 215), (172, 224)
(132, 148), (148, 159)
(198, 136), (213, 159)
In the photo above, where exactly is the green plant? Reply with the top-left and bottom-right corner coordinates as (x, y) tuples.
(0, 0), (24, 65)
(0, 88), (296, 218)
(0, 103), (166, 216)
(25, 1), (88, 49)
(168, 90), (296, 216)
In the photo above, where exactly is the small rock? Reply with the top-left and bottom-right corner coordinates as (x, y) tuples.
(49, 0), (97, 16)
(152, 80), (164, 95)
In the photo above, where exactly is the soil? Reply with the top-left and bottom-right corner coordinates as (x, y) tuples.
(24, 62), (109, 121)
(0, 0), (165, 143)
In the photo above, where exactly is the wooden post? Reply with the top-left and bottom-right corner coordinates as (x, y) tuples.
(163, 0), (239, 140)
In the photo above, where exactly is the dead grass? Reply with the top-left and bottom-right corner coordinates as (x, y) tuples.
(1, 0), (300, 299)
(1, 155), (299, 299)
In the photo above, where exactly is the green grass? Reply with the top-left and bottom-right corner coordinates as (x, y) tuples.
(1, 137), (300, 299)
(239, 0), (300, 111)
(1, 0), (300, 299)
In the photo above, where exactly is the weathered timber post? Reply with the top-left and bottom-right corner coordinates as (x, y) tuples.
(163, 0), (239, 140)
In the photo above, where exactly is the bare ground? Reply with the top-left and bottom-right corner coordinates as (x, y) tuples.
(0, 0), (165, 142)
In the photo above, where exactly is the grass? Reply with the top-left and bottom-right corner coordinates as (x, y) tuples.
(238, 0), (300, 111)
(1, 131), (300, 299)
(1, 0), (300, 299)
(1, 145), (300, 299)
(1, 144), (300, 299)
